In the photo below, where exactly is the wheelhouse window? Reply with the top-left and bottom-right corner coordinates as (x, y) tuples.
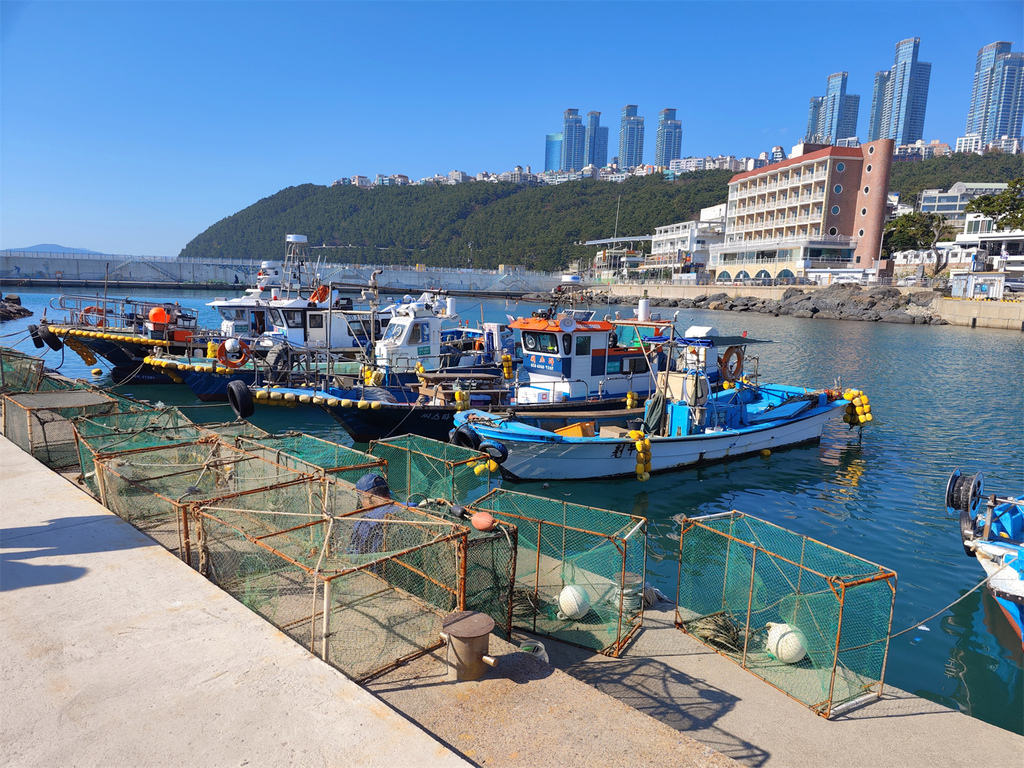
(522, 332), (559, 354)
(282, 310), (304, 329)
(381, 321), (406, 343)
(575, 335), (591, 355)
(308, 313), (324, 329)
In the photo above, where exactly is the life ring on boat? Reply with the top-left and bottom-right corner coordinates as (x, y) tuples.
(718, 345), (744, 383)
(474, 339), (485, 351)
(227, 380), (255, 419)
(451, 424), (482, 451)
(216, 338), (252, 369)
(79, 306), (107, 327)
(311, 285), (330, 303)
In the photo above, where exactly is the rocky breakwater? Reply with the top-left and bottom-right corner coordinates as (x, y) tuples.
(598, 285), (948, 325)
(0, 293), (32, 322)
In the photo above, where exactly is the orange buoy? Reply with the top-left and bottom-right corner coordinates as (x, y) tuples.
(471, 511), (496, 532)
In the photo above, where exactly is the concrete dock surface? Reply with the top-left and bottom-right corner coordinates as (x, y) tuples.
(3, 432), (1021, 767)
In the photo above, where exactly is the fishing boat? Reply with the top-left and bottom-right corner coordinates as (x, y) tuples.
(945, 469), (1024, 647)
(450, 328), (872, 481)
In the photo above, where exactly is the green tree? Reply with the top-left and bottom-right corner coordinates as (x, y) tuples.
(882, 212), (957, 274)
(965, 177), (1024, 231)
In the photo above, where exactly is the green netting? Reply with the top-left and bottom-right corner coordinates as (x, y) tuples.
(469, 488), (646, 656)
(0, 347), (45, 394)
(199, 421), (271, 441)
(37, 373), (90, 392)
(194, 484), (469, 681)
(236, 433), (386, 485)
(2, 389), (123, 470)
(675, 512), (896, 718)
(73, 408), (210, 495)
(368, 434), (495, 505)
(94, 440), (309, 561)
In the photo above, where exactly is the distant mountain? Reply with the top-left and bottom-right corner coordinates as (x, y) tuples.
(6, 244), (102, 254)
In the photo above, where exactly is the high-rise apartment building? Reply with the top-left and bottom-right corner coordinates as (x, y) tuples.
(867, 38), (931, 145)
(965, 41), (1024, 144)
(806, 72), (860, 143)
(655, 108), (683, 167)
(618, 105), (645, 169)
(545, 133), (563, 173)
(560, 109), (586, 172)
(584, 112), (609, 168)
(710, 139), (894, 281)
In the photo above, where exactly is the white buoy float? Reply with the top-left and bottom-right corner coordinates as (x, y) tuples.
(557, 585), (590, 620)
(765, 622), (808, 664)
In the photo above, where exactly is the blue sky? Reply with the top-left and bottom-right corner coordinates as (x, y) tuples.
(1, 1), (1020, 256)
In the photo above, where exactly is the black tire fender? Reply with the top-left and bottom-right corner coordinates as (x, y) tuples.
(39, 325), (63, 352)
(27, 324), (44, 349)
(478, 439), (508, 465)
(451, 424), (482, 451)
(227, 380), (255, 419)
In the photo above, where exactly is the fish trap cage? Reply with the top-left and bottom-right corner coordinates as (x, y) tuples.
(235, 433), (386, 485)
(198, 421), (270, 441)
(193, 480), (470, 682)
(2, 389), (128, 470)
(0, 346), (45, 394)
(73, 408), (211, 495)
(469, 488), (647, 656)
(675, 512), (896, 718)
(368, 434), (495, 505)
(415, 500), (519, 640)
(94, 439), (310, 562)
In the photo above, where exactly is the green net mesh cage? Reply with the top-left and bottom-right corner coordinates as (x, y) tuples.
(73, 408), (211, 495)
(0, 347), (45, 394)
(197, 421), (271, 441)
(469, 488), (647, 656)
(236, 433), (386, 485)
(194, 481), (469, 682)
(2, 389), (126, 470)
(368, 434), (495, 505)
(94, 439), (310, 562)
(675, 512), (896, 718)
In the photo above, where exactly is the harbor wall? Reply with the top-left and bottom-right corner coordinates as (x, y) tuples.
(933, 297), (1024, 330)
(0, 252), (563, 295)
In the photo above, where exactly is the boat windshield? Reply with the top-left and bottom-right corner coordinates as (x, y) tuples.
(219, 307), (246, 322)
(381, 320), (406, 343)
(522, 331), (559, 354)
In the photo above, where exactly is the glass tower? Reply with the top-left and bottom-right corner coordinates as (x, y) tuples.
(866, 71), (890, 141)
(655, 108), (683, 167)
(966, 42), (1023, 144)
(806, 73), (859, 143)
(560, 109), (586, 172)
(584, 112), (609, 168)
(869, 38), (931, 145)
(545, 133), (563, 173)
(618, 105), (645, 169)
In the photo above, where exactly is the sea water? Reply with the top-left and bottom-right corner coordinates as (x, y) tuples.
(3, 285), (1022, 733)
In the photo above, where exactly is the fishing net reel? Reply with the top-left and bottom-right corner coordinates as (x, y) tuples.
(945, 469), (984, 557)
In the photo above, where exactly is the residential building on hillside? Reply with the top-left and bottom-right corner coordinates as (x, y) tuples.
(709, 139), (895, 282)
(867, 38), (931, 146)
(448, 170), (471, 184)
(618, 105), (645, 169)
(966, 42), (1024, 144)
(989, 135), (1022, 153)
(561, 109), (586, 172)
(771, 146), (787, 163)
(545, 133), (563, 173)
(806, 72), (860, 144)
(331, 178), (352, 186)
(584, 112), (609, 169)
(893, 139), (952, 162)
(669, 157), (706, 172)
(956, 133), (984, 153)
(645, 204), (726, 277)
(352, 176), (372, 188)
(655, 108), (683, 167)
(918, 182), (1008, 221)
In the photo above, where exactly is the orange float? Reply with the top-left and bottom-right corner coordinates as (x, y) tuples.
(311, 285), (330, 303)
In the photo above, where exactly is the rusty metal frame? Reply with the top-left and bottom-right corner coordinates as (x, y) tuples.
(675, 510), (896, 719)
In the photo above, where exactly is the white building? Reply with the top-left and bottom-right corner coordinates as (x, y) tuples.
(956, 212), (1024, 279)
(645, 205), (726, 278)
(669, 157), (706, 172)
(956, 134), (984, 154)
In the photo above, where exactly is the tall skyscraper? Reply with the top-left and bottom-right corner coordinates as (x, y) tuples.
(866, 71), (890, 141)
(618, 105), (645, 169)
(965, 42), (1024, 144)
(805, 73), (860, 143)
(584, 111), (609, 168)
(560, 109), (586, 172)
(867, 38), (931, 145)
(545, 133), (563, 173)
(654, 108), (683, 167)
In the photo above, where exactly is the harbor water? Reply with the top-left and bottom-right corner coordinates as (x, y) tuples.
(2, 285), (1022, 734)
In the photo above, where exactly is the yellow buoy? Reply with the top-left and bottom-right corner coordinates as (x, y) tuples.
(327, 398), (340, 407)
(640, 472), (651, 482)
(341, 399), (353, 408)
(357, 400), (369, 410)
(284, 392), (296, 402)
(255, 390), (269, 400)
(313, 396), (325, 405)
(370, 400), (382, 410)
(760, 449), (771, 458)
(635, 440), (645, 453)
(299, 395), (310, 404)
(487, 460), (498, 473)
(864, 413), (873, 422)
(269, 391), (283, 401)
(636, 462), (646, 475)
(474, 463), (487, 476)
(91, 368), (102, 376)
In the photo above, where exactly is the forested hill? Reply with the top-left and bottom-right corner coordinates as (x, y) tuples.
(179, 153), (1024, 271)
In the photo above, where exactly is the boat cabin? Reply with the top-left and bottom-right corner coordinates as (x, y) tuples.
(510, 315), (674, 404)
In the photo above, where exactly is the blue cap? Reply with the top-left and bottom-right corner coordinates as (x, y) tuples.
(355, 473), (390, 497)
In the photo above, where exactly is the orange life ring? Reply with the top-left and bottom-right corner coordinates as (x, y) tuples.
(311, 285), (330, 303)
(216, 339), (252, 369)
(79, 306), (107, 327)
(474, 339), (485, 351)
(718, 345), (744, 383)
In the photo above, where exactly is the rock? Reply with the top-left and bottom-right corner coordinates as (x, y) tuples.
(929, 316), (949, 325)
(781, 288), (805, 303)
(879, 312), (915, 324)
(4, 294), (21, 306)
(0, 300), (32, 322)
(708, 301), (727, 311)
(792, 309), (817, 318)
(867, 286), (902, 301)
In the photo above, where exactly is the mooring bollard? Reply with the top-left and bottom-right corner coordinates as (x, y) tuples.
(440, 610), (497, 681)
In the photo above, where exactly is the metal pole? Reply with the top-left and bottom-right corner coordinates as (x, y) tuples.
(321, 576), (332, 662)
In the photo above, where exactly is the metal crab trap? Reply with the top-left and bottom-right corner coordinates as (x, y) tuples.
(675, 511), (896, 718)
(235, 433), (386, 485)
(93, 439), (310, 561)
(192, 479), (470, 682)
(0, 346), (46, 394)
(468, 488), (647, 656)
(368, 434), (496, 505)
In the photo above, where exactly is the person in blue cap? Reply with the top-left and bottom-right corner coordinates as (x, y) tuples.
(349, 473), (397, 555)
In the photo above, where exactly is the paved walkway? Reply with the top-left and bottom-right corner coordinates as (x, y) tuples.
(0, 436), (467, 768)
(527, 607), (1024, 767)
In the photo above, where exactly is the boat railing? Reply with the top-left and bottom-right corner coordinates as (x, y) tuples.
(48, 294), (200, 329)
